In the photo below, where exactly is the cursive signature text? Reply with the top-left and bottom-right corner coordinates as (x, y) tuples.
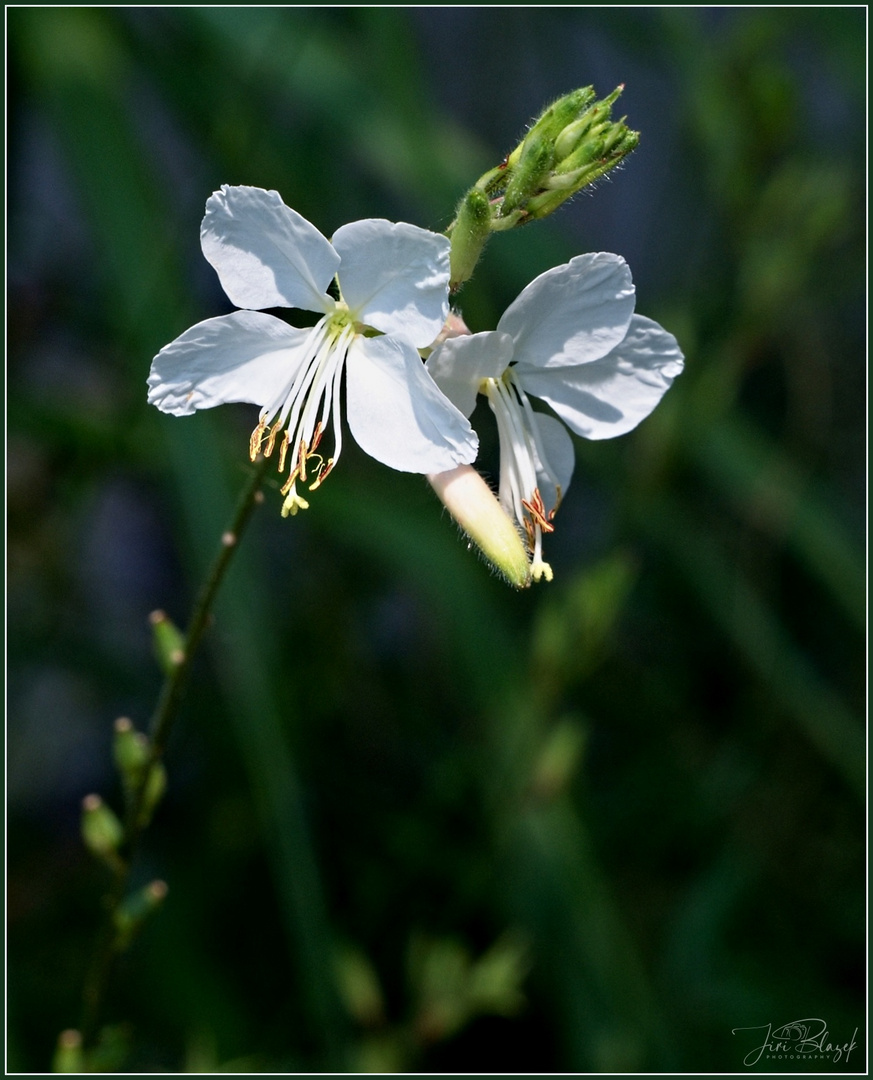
(732, 1018), (858, 1066)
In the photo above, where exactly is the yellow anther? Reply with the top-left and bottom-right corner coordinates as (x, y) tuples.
(522, 489), (555, 533)
(277, 430), (291, 474)
(308, 458), (335, 491)
(297, 440), (309, 482)
(262, 419), (283, 458)
(249, 418), (268, 461)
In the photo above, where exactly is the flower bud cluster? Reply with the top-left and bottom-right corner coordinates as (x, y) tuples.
(448, 86), (639, 289)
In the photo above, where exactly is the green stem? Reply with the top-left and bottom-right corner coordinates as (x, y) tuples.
(79, 455), (271, 1052)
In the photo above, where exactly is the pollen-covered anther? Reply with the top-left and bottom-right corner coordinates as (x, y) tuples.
(309, 458), (335, 491)
(522, 518), (536, 549)
(277, 430), (291, 473)
(522, 489), (555, 534)
(297, 439), (309, 482)
(249, 418), (268, 461)
(309, 422), (325, 455)
(279, 468), (299, 497)
(262, 419), (283, 458)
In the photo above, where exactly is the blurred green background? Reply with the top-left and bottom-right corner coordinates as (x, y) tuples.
(7, 7), (866, 1074)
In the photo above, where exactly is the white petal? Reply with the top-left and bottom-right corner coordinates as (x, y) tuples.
(517, 315), (685, 440)
(426, 331), (514, 417)
(532, 412), (576, 509)
(499, 252), (635, 370)
(147, 310), (312, 415)
(332, 219), (450, 347)
(345, 334), (477, 473)
(201, 185), (338, 313)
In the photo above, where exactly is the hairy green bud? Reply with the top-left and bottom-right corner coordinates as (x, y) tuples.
(461, 84), (639, 235)
(501, 136), (554, 217)
(448, 187), (493, 290)
(508, 86), (595, 168)
(428, 465), (531, 589)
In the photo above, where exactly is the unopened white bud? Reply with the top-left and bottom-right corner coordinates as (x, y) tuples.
(428, 465), (531, 589)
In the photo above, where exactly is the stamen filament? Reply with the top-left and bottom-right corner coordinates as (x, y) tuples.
(248, 316), (353, 514)
(483, 369), (558, 582)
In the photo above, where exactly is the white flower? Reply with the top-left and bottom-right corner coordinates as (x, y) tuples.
(148, 185), (477, 516)
(426, 253), (684, 580)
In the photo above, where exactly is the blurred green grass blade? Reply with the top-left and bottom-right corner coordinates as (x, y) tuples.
(162, 421), (351, 1070)
(692, 415), (864, 630)
(313, 468), (523, 711)
(644, 499), (864, 799)
(531, 553), (639, 701)
(11, 9), (185, 342)
(184, 7), (486, 216)
(498, 800), (669, 1071)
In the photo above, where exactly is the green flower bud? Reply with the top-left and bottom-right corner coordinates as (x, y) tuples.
(335, 944), (385, 1027)
(554, 135), (606, 177)
(53, 1030), (84, 1074)
(556, 82), (625, 154)
(448, 187), (492, 290)
(113, 717), (150, 783)
(501, 136), (554, 217)
(81, 794), (124, 865)
(554, 117), (592, 162)
(112, 716), (166, 825)
(602, 115), (634, 154)
(526, 124), (640, 221)
(552, 87), (622, 162)
(149, 609), (186, 674)
(467, 935), (529, 1016)
(508, 86), (596, 168)
(463, 84), (639, 232)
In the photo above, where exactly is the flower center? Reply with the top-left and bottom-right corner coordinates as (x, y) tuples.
(481, 369), (562, 582)
(249, 308), (356, 517)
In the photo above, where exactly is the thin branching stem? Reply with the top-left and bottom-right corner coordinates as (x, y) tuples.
(79, 456), (271, 1051)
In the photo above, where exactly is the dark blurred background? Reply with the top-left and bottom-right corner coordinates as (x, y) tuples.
(7, 8), (866, 1073)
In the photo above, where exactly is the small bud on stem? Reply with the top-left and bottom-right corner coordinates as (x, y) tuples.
(81, 794), (125, 870)
(149, 609), (186, 674)
(53, 1029), (84, 1074)
(448, 188), (493, 291)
